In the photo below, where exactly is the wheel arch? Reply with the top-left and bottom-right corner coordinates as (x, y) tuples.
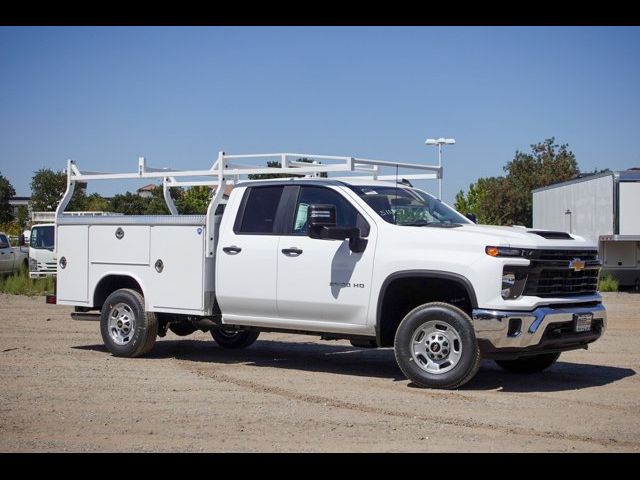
(92, 272), (146, 310)
(375, 270), (478, 347)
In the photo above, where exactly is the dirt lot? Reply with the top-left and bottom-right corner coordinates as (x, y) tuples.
(1, 292), (639, 452)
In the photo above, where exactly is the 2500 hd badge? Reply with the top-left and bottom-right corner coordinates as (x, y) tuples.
(329, 282), (365, 288)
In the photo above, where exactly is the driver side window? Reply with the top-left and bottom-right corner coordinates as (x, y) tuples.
(291, 186), (369, 236)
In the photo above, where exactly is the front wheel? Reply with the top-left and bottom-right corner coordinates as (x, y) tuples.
(495, 352), (560, 374)
(100, 288), (157, 357)
(210, 328), (260, 349)
(394, 302), (480, 389)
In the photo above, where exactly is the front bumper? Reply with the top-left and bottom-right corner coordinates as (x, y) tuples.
(472, 304), (606, 359)
(29, 271), (56, 279)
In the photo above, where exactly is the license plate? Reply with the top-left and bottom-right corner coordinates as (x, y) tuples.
(574, 313), (593, 332)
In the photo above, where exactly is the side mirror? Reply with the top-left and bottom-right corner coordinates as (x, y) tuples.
(307, 204), (368, 253)
(307, 204), (337, 237)
(465, 212), (477, 223)
(19, 234), (25, 246)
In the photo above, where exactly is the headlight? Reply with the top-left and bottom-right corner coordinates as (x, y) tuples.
(501, 269), (528, 299)
(486, 246), (526, 257)
(29, 258), (37, 271)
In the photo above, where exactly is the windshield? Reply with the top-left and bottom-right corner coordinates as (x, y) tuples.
(30, 225), (54, 250)
(349, 185), (470, 226)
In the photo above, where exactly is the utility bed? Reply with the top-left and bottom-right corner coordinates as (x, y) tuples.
(56, 214), (218, 315)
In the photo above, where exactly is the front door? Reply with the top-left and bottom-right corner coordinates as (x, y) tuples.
(276, 185), (376, 328)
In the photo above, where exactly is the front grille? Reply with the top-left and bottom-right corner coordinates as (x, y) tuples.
(529, 249), (599, 266)
(520, 249), (601, 297)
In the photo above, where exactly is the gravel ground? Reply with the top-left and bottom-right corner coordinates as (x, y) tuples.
(0, 292), (638, 452)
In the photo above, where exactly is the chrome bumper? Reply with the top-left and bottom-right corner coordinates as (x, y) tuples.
(472, 304), (607, 350)
(29, 272), (56, 279)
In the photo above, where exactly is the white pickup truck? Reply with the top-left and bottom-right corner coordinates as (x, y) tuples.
(0, 232), (28, 275)
(50, 152), (606, 389)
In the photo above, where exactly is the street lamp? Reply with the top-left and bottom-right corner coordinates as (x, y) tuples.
(565, 209), (572, 233)
(425, 137), (455, 200)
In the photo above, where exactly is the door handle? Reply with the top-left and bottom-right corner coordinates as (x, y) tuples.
(222, 246), (242, 254)
(281, 247), (303, 256)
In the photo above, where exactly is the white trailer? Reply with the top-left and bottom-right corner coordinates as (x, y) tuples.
(533, 169), (640, 289)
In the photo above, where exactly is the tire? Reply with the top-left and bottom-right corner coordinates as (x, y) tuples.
(495, 352), (560, 374)
(394, 302), (481, 389)
(100, 288), (157, 357)
(168, 320), (198, 337)
(210, 328), (259, 349)
(350, 339), (378, 348)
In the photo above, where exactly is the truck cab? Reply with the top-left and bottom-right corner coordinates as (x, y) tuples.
(51, 152), (607, 389)
(29, 223), (56, 278)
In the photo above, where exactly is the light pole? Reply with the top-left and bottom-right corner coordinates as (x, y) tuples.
(425, 137), (455, 200)
(565, 209), (572, 233)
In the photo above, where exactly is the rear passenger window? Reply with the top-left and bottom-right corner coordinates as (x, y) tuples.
(237, 187), (284, 234)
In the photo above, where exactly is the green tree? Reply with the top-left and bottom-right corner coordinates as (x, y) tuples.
(454, 181), (481, 219)
(84, 193), (111, 212)
(454, 138), (579, 227)
(15, 205), (29, 230)
(143, 185), (185, 215)
(30, 169), (86, 212)
(0, 172), (16, 223)
(178, 186), (212, 214)
(109, 192), (149, 215)
(505, 138), (578, 226)
(144, 185), (170, 215)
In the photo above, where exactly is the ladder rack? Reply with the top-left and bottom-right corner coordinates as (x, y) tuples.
(56, 151), (441, 257)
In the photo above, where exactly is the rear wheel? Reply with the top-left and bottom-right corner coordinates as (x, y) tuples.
(394, 302), (480, 389)
(495, 352), (560, 374)
(210, 328), (259, 349)
(100, 288), (157, 357)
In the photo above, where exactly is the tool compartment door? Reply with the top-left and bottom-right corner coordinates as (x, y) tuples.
(148, 225), (206, 311)
(56, 225), (89, 303)
(89, 225), (150, 265)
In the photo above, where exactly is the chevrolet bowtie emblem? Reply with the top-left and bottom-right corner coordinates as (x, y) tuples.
(569, 258), (585, 272)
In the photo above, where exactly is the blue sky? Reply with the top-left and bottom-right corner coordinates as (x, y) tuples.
(1, 26), (639, 204)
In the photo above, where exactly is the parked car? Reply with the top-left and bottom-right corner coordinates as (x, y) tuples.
(0, 232), (28, 275)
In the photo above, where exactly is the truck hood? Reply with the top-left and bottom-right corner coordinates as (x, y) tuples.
(452, 224), (597, 249)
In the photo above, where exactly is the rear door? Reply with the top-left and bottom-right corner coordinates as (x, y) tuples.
(276, 185), (377, 327)
(216, 185), (286, 321)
